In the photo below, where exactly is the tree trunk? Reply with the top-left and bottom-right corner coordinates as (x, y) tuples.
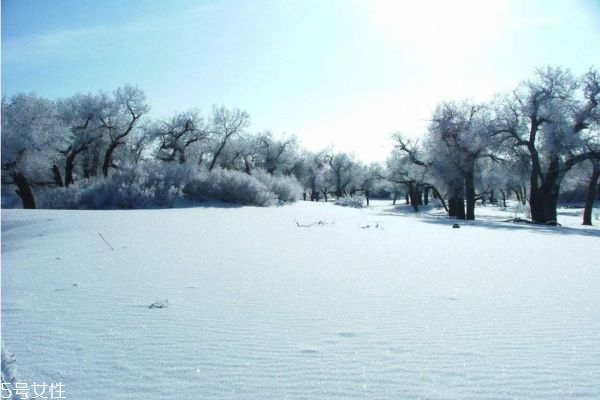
(52, 164), (64, 187)
(423, 186), (430, 205)
(65, 152), (77, 187)
(428, 185), (448, 212)
(408, 185), (420, 212)
(465, 170), (476, 220)
(582, 161), (600, 226)
(456, 197), (466, 219)
(448, 197), (456, 217)
(11, 171), (36, 209)
(530, 157), (561, 224)
(102, 141), (120, 177)
(451, 196), (466, 219)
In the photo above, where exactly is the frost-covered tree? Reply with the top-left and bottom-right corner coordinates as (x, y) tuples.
(295, 150), (330, 201)
(354, 163), (384, 206)
(495, 66), (600, 224)
(254, 131), (299, 175)
(212, 133), (257, 173)
(426, 101), (499, 220)
(325, 151), (359, 199)
(151, 110), (207, 164)
(99, 85), (149, 177)
(56, 92), (108, 186)
(2, 94), (66, 208)
(387, 136), (441, 212)
(207, 106), (250, 171)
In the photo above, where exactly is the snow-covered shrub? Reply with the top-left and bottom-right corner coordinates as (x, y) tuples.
(335, 195), (365, 208)
(37, 163), (194, 209)
(251, 169), (303, 203)
(183, 168), (277, 206)
(36, 186), (82, 209)
(1, 185), (21, 208)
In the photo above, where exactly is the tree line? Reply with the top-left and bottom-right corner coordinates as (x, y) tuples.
(2, 66), (599, 224)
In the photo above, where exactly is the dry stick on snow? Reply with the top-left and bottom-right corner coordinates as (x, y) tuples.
(98, 232), (115, 251)
(149, 299), (169, 309)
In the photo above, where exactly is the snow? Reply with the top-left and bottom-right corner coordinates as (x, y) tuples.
(2, 201), (600, 399)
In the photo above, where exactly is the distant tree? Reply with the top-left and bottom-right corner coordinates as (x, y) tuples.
(126, 121), (154, 165)
(389, 135), (448, 212)
(207, 106), (250, 171)
(427, 100), (499, 220)
(100, 85), (149, 177)
(295, 150), (330, 201)
(254, 131), (299, 175)
(355, 163), (384, 206)
(151, 110), (207, 164)
(213, 133), (256, 172)
(56, 92), (107, 186)
(388, 137), (430, 212)
(325, 151), (359, 199)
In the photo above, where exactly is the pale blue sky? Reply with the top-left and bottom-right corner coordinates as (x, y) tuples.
(2, 0), (600, 161)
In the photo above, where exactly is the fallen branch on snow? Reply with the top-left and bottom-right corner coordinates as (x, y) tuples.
(149, 299), (169, 309)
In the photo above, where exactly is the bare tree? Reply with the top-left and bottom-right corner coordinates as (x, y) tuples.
(207, 106), (250, 171)
(427, 101), (500, 220)
(152, 110), (207, 164)
(56, 93), (107, 186)
(495, 66), (600, 224)
(100, 85), (149, 176)
(325, 152), (358, 199)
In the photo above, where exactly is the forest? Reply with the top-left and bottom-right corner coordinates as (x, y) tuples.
(2, 65), (599, 225)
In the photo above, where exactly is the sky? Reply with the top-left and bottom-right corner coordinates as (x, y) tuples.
(2, 0), (600, 162)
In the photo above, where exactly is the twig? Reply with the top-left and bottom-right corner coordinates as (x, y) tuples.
(98, 232), (114, 251)
(149, 299), (169, 309)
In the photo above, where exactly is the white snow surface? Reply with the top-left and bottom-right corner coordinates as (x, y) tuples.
(2, 201), (599, 399)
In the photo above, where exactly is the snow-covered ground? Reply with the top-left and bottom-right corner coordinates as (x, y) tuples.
(2, 201), (599, 399)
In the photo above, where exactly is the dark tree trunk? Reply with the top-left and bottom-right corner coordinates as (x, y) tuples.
(455, 197), (466, 219)
(365, 190), (370, 207)
(448, 197), (457, 217)
(102, 141), (120, 177)
(530, 157), (561, 224)
(500, 189), (507, 208)
(450, 196), (466, 219)
(65, 152), (77, 187)
(423, 186), (430, 206)
(408, 186), (420, 212)
(64, 144), (90, 187)
(12, 172), (36, 209)
(52, 164), (64, 187)
(511, 187), (522, 204)
(582, 161), (599, 226)
(465, 170), (476, 220)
